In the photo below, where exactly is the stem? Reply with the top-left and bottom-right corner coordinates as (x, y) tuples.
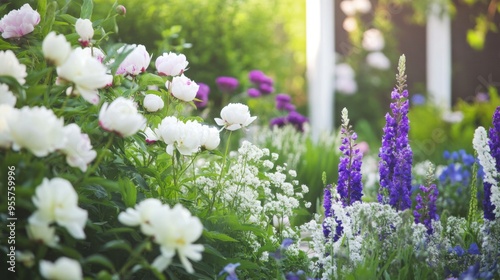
(85, 135), (114, 178)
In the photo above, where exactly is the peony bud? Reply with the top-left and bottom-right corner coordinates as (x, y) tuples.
(143, 94), (164, 112)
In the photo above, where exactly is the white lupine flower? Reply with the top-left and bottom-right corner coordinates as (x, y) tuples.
(0, 104), (16, 148)
(57, 48), (110, 104)
(170, 74), (199, 102)
(150, 204), (204, 274)
(201, 125), (220, 150)
(60, 123), (97, 172)
(26, 223), (59, 247)
(143, 94), (164, 112)
(8, 106), (66, 157)
(42, 32), (71, 66)
(362, 29), (384, 51)
(29, 178), (88, 239)
(40, 257), (82, 280)
(99, 97), (146, 137)
(366, 51), (390, 70)
(116, 44), (151, 76)
(118, 198), (164, 236)
(75, 18), (93, 46)
(155, 52), (189, 76)
(0, 83), (16, 106)
(0, 50), (27, 85)
(215, 103), (257, 131)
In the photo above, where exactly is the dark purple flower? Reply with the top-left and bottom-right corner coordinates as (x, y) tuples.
(259, 82), (274, 95)
(378, 89), (413, 211)
(276, 93), (292, 110)
(216, 76), (239, 93)
(248, 70), (266, 84)
(219, 263), (240, 280)
(194, 82), (210, 109)
(337, 122), (364, 207)
(270, 116), (287, 128)
(322, 185), (333, 238)
(284, 103), (296, 112)
(413, 183), (438, 234)
(484, 106), (500, 221)
(287, 111), (308, 132)
(247, 87), (261, 98)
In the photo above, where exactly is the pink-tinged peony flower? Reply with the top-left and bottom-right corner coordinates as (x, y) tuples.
(0, 104), (17, 148)
(116, 5), (127, 16)
(143, 94), (164, 112)
(215, 103), (257, 131)
(60, 124), (97, 172)
(40, 257), (83, 280)
(29, 178), (88, 239)
(116, 44), (151, 76)
(99, 97), (146, 137)
(82, 47), (105, 63)
(155, 52), (188, 76)
(42, 32), (71, 66)
(149, 204), (204, 273)
(57, 48), (110, 104)
(0, 50), (27, 85)
(0, 4), (40, 39)
(75, 18), (93, 47)
(7, 106), (66, 157)
(0, 83), (16, 106)
(170, 74), (199, 102)
(143, 127), (159, 144)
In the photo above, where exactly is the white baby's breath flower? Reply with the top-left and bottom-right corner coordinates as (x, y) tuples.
(40, 257), (82, 280)
(28, 178), (88, 239)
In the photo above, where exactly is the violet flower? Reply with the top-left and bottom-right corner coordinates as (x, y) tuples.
(216, 76), (239, 93)
(247, 87), (261, 98)
(219, 263), (240, 280)
(413, 183), (438, 234)
(378, 55), (413, 211)
(276, 93), (292, 111)
(286, 111), (308, 132)
(337, 108), (364, 207)
(322, 185), (333, 238)
(484, 106), (500, 220)
(195, 83), (210, 109)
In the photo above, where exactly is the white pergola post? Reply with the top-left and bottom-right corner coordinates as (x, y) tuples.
(426, 3), (451, 110)
(306, 0), (334, 140)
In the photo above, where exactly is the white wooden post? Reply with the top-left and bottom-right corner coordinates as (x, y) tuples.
(306, 0), (334, 140)
(426, 3), (451, 110)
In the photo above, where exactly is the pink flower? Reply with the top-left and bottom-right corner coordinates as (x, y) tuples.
(116, 44), (151, 76)
(0, 4), (40, 39)
(155, 52), (188, 76)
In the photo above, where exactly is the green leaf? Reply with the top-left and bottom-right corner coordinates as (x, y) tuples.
(42, 1), (57, 37)
(202, 244), (226, 260)
(203, 230), (239, 242)
(84, 254), (115, 271)
(101, 240), (132, 252)
(81, 0), (94, 19)
(138, 73), (166, 87)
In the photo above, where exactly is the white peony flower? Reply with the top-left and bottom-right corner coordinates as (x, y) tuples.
(0, 50), (27, 85)
(214, 103), (257, 131)
(155, 52), (189, 76)
(366, 51), (390, 70)
(118, 198), (164, 236)
(150, 204), (204, 274)
(116, 44), (151, 76)
(7, 106), (66, 157)
(42, 32), (71, 66)
(170, 74), (199, 102)
(0, 4), (40, 39)
(0, 83), (16, 106)
(57, 48), (110, 104)
(40, 257), (82, 280)
(143, 127), (159, 143)
(82, 47), (105, 63)
(143, 94), (164, 112)
(362, 29), (385, 52)
(154, 116), (180, 143)
(75, 18), (94, 46)
(99, 97), (146, 137)
(164, 120), (203, 156)
(60, 123), (97, 172)
(29, 178), (88, 239)
(201, 125), (220, 150)
(26, 223), (59, 247)
(0, 105), (16, 148)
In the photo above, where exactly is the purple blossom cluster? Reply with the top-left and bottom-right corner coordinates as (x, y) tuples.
(484, 106), (500, 221)
(269, 93), (308, 132)
(247, 69), (274, 97)
(216, 76), (239, 93)
(322, 185), (343, 242)
(337, 124), (363, 207)
(194, 82), (210, 109)
(413, 183), (438, 234)
(378, 88), (413, 211)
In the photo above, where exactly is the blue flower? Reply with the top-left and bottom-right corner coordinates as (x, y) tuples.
(468, 243), (480, 255)
(270, 239), (294, 260)
(410, 93), (426, 106)
(219, 263), (240, 280)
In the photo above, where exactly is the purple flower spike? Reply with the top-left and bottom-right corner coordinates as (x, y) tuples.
(247, 87), (261, 98)
(484, 106), (500, 221)
(413, 183), (438, 234)
(195, 82), (210, 109)
(216, 76), (239, 93)
(322, 185), (333, 238)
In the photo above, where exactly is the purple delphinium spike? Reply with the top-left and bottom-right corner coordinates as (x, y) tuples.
(322, 185), (333, 238)
(337, 108), (363, 207)
(378, 55), (413, 211)
(413, 183), (438, 234)
(484, 106), (500, 220)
